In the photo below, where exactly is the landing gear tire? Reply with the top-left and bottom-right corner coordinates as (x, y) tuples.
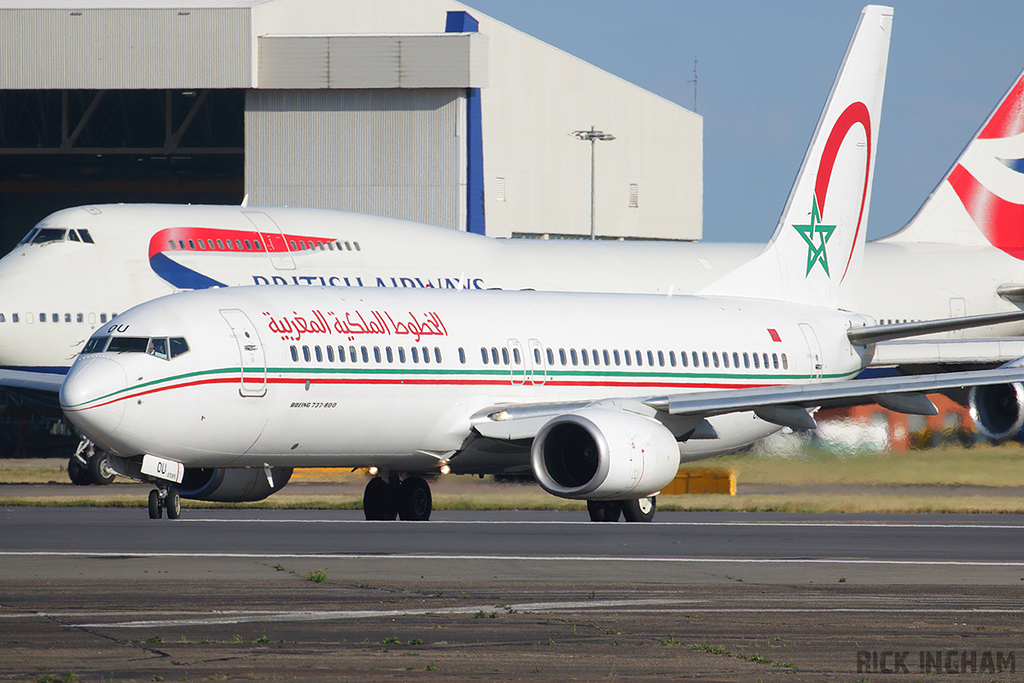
(621, 496), (656, 523)
(587, 500), (622, 522)
(68, 458), (91, 486)
(148, 489), (163, 519)
(87, 452), (116, 486)
(397, 476), (432, 521)
(165, 489), (181, 519)
(363, 477), (398, 521)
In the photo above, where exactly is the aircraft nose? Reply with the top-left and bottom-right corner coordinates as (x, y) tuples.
(60, 357), (128, 438)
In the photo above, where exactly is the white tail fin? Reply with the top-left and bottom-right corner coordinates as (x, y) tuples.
(700, 5), (892, 310)
(880, 68), (1024, 257)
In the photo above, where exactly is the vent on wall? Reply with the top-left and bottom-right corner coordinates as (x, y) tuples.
(496, 177), (506, 202)
(629, 183), (639, 208)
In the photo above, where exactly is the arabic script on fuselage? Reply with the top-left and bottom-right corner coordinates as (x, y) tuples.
(263, 309), (448, 343)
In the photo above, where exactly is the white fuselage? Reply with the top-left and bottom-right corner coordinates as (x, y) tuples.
(3, 203), (1024, 380)
(60, 286), (869, 472)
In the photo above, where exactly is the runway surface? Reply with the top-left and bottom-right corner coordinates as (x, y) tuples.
(3, 508), (1023, 681)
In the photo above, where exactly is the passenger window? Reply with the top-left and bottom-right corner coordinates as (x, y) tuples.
(290, 345), (298, 362)
(772, 353), (779, 369)
(702, 352), (709, 367)
(39, 313), (46, 324)
(546, 348), (554, 365)
(64, 313), (71, 323)
(713, 352), (720, 368)
(491, 347), (499, 365)
(188, 240), (196, 250)
(386, 347), (393, 363)
(613, 349), (621, 366)
(216, 239), (225, 249)
(559, 349), (567, 365)
(235, 240), (243, 250)
(722, 353), (729, 369)
(513, 347), (520, 365)
(570, 349), (578, 366)
(327, 346), (334, 362)
(435, 347), (442, 363)
(603, 350), (611, 366)
(361, 346), (369, 363)
(635, 350), (643, 367)
(77, 313), (83, 323)
(534, 348), (542, 364)
(315, 346), (323, 362)
(348, 346), (357, 362)
(373, 347), (381, 363)
(763, 353), (769, 369)
(581, 349), (589, 366)
(422, 346), (431, 364)
(743, 352), (749, 369)
(244, 240), (253, 250)
(147, 337), (169, 360)
(753, 353), (760, 369)
(480, 347), (488, 364)
(459, 347), (466, 364)
(647, 350), (655, 366)
(100, 313), (108, 323)
(781, 353), (789, 370)
(412, 347), (420, 363)
(624, 350), (631, 367)
(669, 351), (676, 367)
(13, 313), (19, 323)
(502, 348), (510, 365)
(680, 351), (688, 368)
(0, 314), (4, 323)
(52, 313), (59, 323)
(658, 351), (665, 367)
(399, 347), (406, 363)
(197, 240), (205, 250)
(302, 346), (311, 362)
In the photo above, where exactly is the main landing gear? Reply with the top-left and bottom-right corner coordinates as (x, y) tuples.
(363, 473), (432, 521)
(586, 497), (656, 523)
(67, 439), (116, 486)
(148, 486), (181, 520)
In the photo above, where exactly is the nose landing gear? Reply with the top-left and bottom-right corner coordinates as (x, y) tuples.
(147, 486), (181, 520)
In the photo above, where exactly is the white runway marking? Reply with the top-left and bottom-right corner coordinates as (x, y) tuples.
(175, 518), (1024, 530)
(2, 551), (1024, 566)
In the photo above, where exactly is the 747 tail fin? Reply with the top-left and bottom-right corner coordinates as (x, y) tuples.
(700, 5), (892, 311)
(880, 68), (1024, 257)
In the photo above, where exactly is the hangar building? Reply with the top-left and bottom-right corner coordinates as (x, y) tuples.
(0, 0), (702, 252)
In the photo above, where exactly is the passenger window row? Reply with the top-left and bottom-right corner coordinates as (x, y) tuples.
(165, 238), (362, 253)
(288, 342), (790, 373)
(290, 344), (443, 365)
(0, 312), (116, 324)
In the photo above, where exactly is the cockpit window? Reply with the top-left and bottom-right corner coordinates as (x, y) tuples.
(19, 227), (93, 245)
(78, 230), (95, 243)
(147, 337), (169, 360)
(82, 336), (110, 354)
(169, 337), (190, 358)
(31, 228), (67, 244)
(107, 337), (149, 353)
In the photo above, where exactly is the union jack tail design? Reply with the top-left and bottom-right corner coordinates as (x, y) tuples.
(883, 69), (1024, 258)
(700, 5), (892, 311)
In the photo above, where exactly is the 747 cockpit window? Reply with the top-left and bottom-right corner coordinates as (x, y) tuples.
(107, 337), (149, 353)
(20, 228), (94, 245)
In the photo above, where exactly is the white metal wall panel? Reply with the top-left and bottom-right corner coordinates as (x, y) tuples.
(257, 34), (486, 89)
(0, 8), (250, 88)
(245, 88), (462, 230)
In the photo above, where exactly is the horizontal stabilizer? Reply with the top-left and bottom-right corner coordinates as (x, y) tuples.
(848, 308), (1024, 346)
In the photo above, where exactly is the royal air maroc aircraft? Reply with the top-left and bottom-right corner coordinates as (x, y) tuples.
(11, 5), (1024, 487)
(55, 5), (1024, 522)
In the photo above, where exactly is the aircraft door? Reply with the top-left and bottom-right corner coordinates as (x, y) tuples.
(243, 211), (295, 271)
(220, 308), (267, 397)
(527, 339), (547, 385)
(507, 339), (525, 385)
(798, 323), (823, 382)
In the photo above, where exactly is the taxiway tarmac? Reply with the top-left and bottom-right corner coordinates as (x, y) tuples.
(2, 508), (1024, 681)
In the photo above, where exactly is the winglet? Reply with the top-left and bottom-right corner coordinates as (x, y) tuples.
(700, 5), (892, 310)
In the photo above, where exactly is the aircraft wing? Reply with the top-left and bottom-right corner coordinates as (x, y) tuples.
(473, 365), (1024, 440)
(0, 369), (65, 393)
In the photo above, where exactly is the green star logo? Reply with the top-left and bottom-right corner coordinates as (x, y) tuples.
(792, 196), (836, 277)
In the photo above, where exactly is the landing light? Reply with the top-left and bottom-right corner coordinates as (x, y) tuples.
(490, 410), (509, 421)
(368, 466), (379, 476)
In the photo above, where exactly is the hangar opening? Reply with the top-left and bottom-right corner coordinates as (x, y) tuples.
(0, 88), (244, 254)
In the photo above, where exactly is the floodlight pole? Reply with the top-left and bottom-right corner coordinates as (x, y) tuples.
(572, 126), (615, 239)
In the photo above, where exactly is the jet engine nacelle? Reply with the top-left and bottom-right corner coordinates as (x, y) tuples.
(530, 407), (680, 500)
(176, 466), (293, 502)
(969, 383), (1024, 443)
